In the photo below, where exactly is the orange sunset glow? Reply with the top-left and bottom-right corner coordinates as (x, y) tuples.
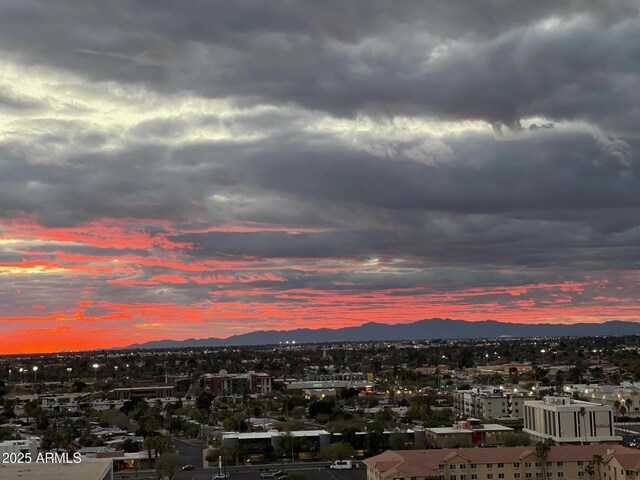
(2, 2), (640, 354)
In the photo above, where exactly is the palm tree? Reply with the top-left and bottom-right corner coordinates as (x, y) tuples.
(591, 454), (603, 480)
(584, 461), (595, 480)
(579, 407), (587, 445)
(535, 438), (555, 480)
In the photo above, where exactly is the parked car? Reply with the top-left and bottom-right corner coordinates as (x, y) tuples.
(260, 471), (288, 479)
(213, 474), (230, 480)
(330, 460), (353, 470)
(182, 464), (195, 471)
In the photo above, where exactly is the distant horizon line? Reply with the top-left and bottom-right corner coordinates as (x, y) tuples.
(3, 317), (637, 357)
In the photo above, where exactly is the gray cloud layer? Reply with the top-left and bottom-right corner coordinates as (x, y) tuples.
(1, 1), (639, 330)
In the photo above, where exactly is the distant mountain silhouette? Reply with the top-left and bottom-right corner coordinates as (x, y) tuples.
(120, 318), (640, 350)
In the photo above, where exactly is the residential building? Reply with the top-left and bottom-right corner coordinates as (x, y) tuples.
(523, 396), (621, 444)
(364, 445), (640, 480)
(453, 388), (528, 420)
(203, 370), (272, 396)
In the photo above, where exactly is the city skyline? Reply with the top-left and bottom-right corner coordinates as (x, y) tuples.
(1, 2), (640, 354)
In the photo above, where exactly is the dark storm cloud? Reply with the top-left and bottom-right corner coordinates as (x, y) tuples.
(1, 1), (639, 130)
(1, 120), (639, 235)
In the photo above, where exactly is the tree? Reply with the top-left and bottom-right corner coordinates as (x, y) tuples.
(155, 450), (182, 480)
(591, 454), (603, 480)
(584, 462), (595, 480)
(579, 407), (587, 444)
(535, 438), (555, 480)
(501, 432), (531, 447)
(389, 432), (409, 450)
(320, 441), (355, 461)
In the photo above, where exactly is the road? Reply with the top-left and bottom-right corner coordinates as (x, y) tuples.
(173, 465), (366, 480)
(115, 461), (367, 480)
(169, 436), (209, 468)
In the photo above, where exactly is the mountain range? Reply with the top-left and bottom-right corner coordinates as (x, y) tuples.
(120, 318), (640, 350)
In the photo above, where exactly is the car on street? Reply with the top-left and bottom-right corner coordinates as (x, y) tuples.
(330, 460), (353, 470)
(182, 465), (195, 471)
(260, 471), (288, 479)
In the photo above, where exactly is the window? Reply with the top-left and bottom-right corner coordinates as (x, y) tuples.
(460, 476), (466, 480)
(487, 475), (493, 480)
(557, 462), (563, 467)
(450, 476), (456, 480)
(546, 462), (552, 467)
(514, 475), (520, 479)
(471, 475), (477, 480)
(535, 463), (541, 468)
(515, 463), (520, 468)
(439, 465), (446, 470)
(470, 465), (476, 470)
(526, 474), (532, 479)
(536, 473), (542, 479)
(498, 474), (504, 479)
(451, 465), (456, 470)
(460, 464), (466, 470)
(578, 472), (584, 478)
(498, 464), (504, 468)
(557, 473), (563, 478)
(525, 463), (532, 468)
(487, 464), (493, 469)
(578, 462), (583, 466)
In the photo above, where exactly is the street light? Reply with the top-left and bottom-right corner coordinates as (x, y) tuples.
(19, 368), (24, 384)
(126, 364), (129, 379)
(114, 365), (118, 381)
(32, 366), (38, 383)
(67, 367), (73, 383)
(93, 363), (99, 382)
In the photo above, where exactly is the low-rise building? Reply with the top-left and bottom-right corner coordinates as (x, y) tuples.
(203, 370), (272, 396)
(0, 439), (39, 457)
(425, 418), (514, 448)
(523, 396), (621, 444)
(364, 445), (640, 480)
(110, 385), (174, 400)
(453, 387), (528, 420)
(0, 458), (113, 480)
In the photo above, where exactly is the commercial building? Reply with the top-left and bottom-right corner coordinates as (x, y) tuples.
(523, 396), (621, 444)
(364, 445), (640, 480)
(568, 382), (640, 419)
(425, 418), (514, 448)
(40, 393), (91, 413)
(203, 370), (272, 396)
(0, 439), (39, 457)
(110, 385), (175, 400)
(221, 430), (331, 461)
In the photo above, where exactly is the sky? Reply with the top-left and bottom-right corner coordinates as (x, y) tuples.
(1, 1), (640, 354)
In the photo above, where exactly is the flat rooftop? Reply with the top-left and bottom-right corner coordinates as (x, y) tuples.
(0, 458), (112, 480)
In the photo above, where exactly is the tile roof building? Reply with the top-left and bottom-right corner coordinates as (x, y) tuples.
(364, 445), (640, 480)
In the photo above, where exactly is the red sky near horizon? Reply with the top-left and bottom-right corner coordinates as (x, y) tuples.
(2, 217), (639, 354)
(2, 3), (640, 354)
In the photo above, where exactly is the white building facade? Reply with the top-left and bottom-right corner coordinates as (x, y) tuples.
(523, 396), (621, 444)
